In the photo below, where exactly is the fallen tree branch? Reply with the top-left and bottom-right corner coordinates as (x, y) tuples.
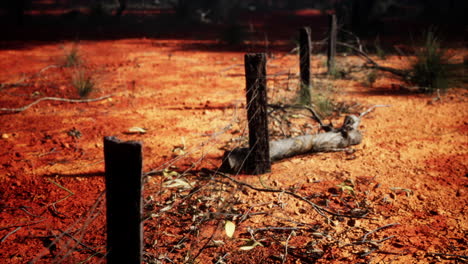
(0, 95), (113, 113)
(222, 104), (388, 173)
(221, 115), (362, 173)
(337, 41), (409, 79)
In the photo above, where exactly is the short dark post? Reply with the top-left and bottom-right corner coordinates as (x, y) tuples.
(299, 26), (312, 104)
(244, 53), (271, 175)
(327, 14), (337, 75)
(104, 136), (143, 264)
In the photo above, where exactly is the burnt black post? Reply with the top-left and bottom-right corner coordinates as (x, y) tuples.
(244, 53), (271, 175)
(104, 136), (143, 264)
(299, 26), (312, 104)
(327, 14), (337, 75)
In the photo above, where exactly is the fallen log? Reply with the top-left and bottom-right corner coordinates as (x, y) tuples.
(220, 115), (362, 173)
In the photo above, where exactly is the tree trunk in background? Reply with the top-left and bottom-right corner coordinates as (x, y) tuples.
(115, 0), (127, 16)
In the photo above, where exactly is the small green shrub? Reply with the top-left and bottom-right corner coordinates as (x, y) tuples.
(409, 30), (450, 92)
(329, 66), (346, 79)
(304, 82), (336, 118)
(64, 45), (81, 67)
(374, 36), (386, 59)
(297, 83), (312, 105)
(313, 93), (334, 118)
(365, 70), (377, 87)
(72, 69), (94, 98)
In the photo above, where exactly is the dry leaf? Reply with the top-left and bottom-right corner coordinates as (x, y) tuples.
(239, 240), (263, 251)
(126, 127), (147, 134)
(163, 179), (192, 189)
(225, 220), (235, 238)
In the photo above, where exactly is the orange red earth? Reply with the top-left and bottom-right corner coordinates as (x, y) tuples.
(0, 7), (467, 264)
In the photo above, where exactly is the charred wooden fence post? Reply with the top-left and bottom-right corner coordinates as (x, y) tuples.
(104, 136), (143, 264)
(327, 14), (337, 75)
(299, 26), (312, 104)
(244, 53), (271, 175)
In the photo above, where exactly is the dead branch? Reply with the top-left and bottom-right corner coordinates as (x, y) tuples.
(0, 227), (21, 243)
(221, 115), (362, 173)
(0, 64), (60, 90)
(282, 230), (295, 264)
(0, 95), (113, 113)
(336, 41), (409, 79)
(359, 105), (390, 118)
(203, 168), (372, 220)
(360, 223), (399, 243)
(339, 28), (364, 52)
(268, 104), (326, 129)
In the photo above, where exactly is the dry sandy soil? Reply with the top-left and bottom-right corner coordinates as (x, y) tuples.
(0, 6), (467, 264)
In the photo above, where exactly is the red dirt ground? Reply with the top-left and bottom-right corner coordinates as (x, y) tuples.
(0, 7), (467, 264)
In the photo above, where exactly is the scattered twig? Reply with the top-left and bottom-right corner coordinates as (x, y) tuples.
(252, 226), (302, 233)
(0, 95), (113, 113)
(359, 105), (391, 118)
(58, 229), (105, 258)
(282, 230), (295, 264)
(52, 191), (105, 263)
(0, 220), (46, 232)
(19, 206), (44, 218)
(36, 65), (60, 76)
(30, 191), (105, 263)
(204, 168), (373, 220)
(336, 41), (409, 79)
(339, 28), (364, 52)
(0, 64), (60, 90)
(427, 252), (468, 259)
(219, 63), (243, 73)
(0, 227), (21, 243)
(360, 223), (399, 243)
(47, 179), (75, 206)
(268, 104), (326, 129)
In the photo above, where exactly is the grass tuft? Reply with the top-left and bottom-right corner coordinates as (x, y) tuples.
(64, 45), (81, 67)
(374, 36), (386, 59)
(409, 29), (450, 92)
(297, 83), (312, 105)
(365, 70), (377, 87)
(72, 69), (94, 98)
(312, 92), (334, 118)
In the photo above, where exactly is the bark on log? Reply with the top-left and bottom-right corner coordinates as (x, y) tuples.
(220, 115), (362, 173)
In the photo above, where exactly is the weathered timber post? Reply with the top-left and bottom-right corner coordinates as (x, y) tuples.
(327, 14), (337, 75)
(244, 53), (271, 175)
(104, 136), (143, 264)
(299, 27), (312, 104)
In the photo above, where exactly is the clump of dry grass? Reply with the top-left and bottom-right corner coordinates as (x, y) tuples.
(409, 29), (450, 92)
(72, 69), (94, 98)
